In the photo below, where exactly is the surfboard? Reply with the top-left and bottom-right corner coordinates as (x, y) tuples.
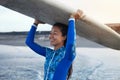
(0, 0), (120, 50)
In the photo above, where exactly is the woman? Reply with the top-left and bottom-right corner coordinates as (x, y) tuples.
(26, 10), (83, 80)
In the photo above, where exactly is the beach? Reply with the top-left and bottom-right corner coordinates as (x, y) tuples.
(0, 33), (120, 80)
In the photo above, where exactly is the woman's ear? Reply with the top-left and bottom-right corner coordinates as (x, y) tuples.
(63, 36), (67, 41)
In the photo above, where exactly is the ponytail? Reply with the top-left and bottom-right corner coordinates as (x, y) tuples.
(67, 64), (73, 80)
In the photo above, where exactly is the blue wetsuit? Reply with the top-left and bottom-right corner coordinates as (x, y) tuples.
(26, 18), (76, 80)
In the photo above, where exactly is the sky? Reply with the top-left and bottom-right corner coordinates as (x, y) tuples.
(0, 6), (52, 32)
(0, 0), (120, 32)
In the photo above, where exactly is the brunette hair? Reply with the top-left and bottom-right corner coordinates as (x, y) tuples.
(53, 22), (73, 80)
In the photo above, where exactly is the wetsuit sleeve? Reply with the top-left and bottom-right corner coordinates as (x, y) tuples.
(25, 25), (46, 57)
(65, 18), (76, 60)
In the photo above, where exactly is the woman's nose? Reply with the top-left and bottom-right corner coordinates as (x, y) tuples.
(49, 33), (53, 39)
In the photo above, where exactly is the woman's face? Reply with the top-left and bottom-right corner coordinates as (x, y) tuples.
(49, 26), (66, 47)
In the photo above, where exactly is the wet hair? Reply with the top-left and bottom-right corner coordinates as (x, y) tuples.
(53, 23), (68, 36)
(53, 22), (73, 80)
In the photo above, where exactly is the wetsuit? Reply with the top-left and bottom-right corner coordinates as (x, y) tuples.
(26, 18), (76, 80)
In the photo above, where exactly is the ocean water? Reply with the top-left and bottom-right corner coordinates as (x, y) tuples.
(0, 45), (120, 80)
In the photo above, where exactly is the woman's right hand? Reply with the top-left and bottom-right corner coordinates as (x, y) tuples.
(34, 19), (41, 26)
(34, 19), (45, 26)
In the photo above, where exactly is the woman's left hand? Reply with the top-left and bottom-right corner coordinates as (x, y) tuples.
(70, 9), (83, 20)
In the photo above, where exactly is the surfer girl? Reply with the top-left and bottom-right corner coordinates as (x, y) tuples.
(26, 10), (83, 80)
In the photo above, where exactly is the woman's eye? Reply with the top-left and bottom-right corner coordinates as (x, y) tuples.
(54, 32), (58, 35)
(50, 31), (59, 35)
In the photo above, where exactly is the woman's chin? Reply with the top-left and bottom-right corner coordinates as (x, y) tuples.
(50, 43), (55, 46)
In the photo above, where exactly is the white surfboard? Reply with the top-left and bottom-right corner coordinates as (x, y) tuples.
(0, 0), (120, 50)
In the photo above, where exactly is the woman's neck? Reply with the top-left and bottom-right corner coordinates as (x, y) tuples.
(54, 44), (64, 50)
